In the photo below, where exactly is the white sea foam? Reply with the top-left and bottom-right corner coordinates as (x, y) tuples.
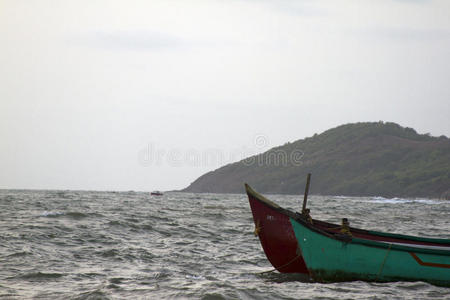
(40, 211), (64, 217)
(368, 197), (443, 205)
(185, 274), (205, 280)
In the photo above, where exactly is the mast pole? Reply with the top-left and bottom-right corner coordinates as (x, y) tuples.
(302, 173), (311, 213)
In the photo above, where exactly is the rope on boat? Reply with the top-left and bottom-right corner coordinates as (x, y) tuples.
(376, 243), (392, 281)
(253, 220), (262, 236)
(259, 253), (303, 274)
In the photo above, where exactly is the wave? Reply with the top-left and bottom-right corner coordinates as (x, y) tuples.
(70, 289), (109, 300)
(65, 212), (89, 219)
(39, 211), (101, 219)
(185, 274), (205, 280)
(7, 251), (32, 258)
(202, 205), (228, 210)
(368, 197), (444, 205)
(40, 211), (64, 217)
(13, 272), (64, 281)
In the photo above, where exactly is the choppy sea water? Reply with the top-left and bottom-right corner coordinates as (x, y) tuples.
(0, 190), (449, 299)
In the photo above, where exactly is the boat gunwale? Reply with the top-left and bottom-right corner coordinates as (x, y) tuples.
(293, 215), (450, 256)
(364, 229), (450, 245)
(351, 236), (450, 255)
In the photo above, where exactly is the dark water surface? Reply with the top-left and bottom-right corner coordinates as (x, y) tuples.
(0, 190), (449, 299)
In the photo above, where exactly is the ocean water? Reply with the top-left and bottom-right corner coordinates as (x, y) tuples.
(0, 190), (449, 299)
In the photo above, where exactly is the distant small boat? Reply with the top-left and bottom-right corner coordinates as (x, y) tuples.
(151, 191), (163, 196)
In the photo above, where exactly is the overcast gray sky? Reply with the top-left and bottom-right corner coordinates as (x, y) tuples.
(1, 0), (449, 191)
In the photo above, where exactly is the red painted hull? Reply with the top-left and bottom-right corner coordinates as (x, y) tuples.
(246, 186), (308, 273)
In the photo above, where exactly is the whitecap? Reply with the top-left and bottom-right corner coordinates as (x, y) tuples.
(372, 196), (387, 201)
(185, 274), (205, 280)
(40, 211), (64, 217)
(368, 197), (443, 205)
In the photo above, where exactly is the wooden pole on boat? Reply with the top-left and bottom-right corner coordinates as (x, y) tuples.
(302, 173), (311, 213)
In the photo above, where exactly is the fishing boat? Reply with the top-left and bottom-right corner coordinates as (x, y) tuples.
(245, 176), (450, 286)
(151, 191), (163, 196)
(290, 215), (450, 286)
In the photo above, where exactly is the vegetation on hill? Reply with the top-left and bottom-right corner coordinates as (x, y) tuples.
(183, 122), (450, 199)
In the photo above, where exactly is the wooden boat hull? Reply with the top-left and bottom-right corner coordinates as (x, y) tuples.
(246, 184), (308, 273)
(290, 217), (450, 287)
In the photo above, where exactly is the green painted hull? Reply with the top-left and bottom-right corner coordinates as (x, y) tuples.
(290, 218), (450, 287)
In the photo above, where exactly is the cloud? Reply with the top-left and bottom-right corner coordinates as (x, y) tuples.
(392, 0), (432, 4)
(73, 30), (188, 51)
(241, 0), (327, 17)
(352, 27), (450, 42)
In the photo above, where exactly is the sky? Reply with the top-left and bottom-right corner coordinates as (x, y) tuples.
(1, 0), (449, 191)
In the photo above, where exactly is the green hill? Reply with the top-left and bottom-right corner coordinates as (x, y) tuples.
(182, 122), (450, 199)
